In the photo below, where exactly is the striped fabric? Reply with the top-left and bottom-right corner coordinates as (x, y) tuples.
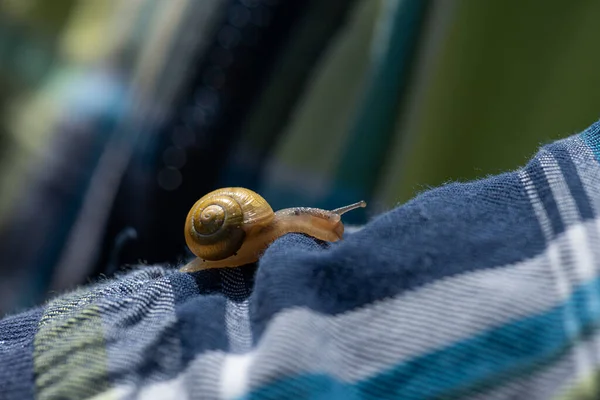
(2, 119), (600, 399)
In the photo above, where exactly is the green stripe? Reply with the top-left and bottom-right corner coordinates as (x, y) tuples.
(34, 290), (109, 399)
(556, 369), (600, 400)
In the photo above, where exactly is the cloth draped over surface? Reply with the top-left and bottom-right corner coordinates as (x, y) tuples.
(3, 120), (600, 399)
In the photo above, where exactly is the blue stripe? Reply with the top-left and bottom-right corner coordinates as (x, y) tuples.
(525, 158), (566, 235)
(170, 271), (231, 365)
(548, 141), (595, 220)
(0, 308), (42, 400)
(581, 119), (600, 163)
(245, 275), (600, 400)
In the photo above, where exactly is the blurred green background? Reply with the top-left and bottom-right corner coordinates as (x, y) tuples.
(266, 0), (600, 208)
(2, 0), (599, 211)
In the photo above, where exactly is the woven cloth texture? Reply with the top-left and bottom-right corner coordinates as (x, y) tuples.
(3, 120), (600, 399)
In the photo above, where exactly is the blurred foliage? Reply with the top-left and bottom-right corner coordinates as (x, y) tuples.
(257, 0), (600, 215)
(379, 0), (600, 204)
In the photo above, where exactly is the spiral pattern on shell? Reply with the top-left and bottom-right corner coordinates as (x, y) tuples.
(184, 188), (274, 261)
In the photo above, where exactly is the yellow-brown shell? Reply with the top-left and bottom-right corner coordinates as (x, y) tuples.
(184, 187), (274, 261)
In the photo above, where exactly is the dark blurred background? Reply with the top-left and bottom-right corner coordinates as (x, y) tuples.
(0, 0), (599, 315)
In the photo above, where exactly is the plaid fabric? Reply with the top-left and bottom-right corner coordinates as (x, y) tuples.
(3, 119), (600, 399)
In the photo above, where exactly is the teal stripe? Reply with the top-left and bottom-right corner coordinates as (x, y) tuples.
(581, 119), (600, 163)
(243, 276), (600, 400)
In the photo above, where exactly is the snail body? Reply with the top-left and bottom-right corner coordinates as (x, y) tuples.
(181, 187), (366, 272)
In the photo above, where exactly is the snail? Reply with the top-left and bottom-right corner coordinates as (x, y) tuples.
(180, 187), (366, 272)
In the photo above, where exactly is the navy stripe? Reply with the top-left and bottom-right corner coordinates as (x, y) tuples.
(169, 272), (201, 304)
(548, 141), (595, 220)
(0, 308), (42, 400)
(525, 158), (566, 235)
(169, 271), (229, 365)
(250, 169), (547, 338)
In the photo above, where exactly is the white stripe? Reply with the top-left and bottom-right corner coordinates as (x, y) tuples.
(518, 169), (570, 300)
(220, 269), (253, 353)
(101, 274), (181, 385)
(219, 268), (254, 397)
(220, 353), (254, 399)
(138, 376), (188, 400)
(536, 151), (593, 383)
(518, 170), (555, 240)
(567, 224), (597, 282)
(95, 378), (188, 400)
(224, 300), (253, 353)
(88, 385), (133, 400)
(539, 150), (582, 224)
(136, 352), (225, 400)
(111, 353), (250, 400)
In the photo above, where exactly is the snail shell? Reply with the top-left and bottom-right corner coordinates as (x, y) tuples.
(182, 187), (366, 272)
(184, 188), (273, 261)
